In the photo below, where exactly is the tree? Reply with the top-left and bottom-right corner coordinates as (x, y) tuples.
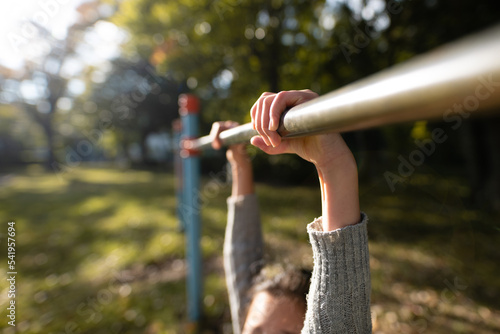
(0, 11), (101, 169)
(87, 57), (181, 164)
(109, 0), (500, 192)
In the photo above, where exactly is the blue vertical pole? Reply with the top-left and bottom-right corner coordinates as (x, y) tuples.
(179, 94), (202, 329)
(172, 119), (186, 232)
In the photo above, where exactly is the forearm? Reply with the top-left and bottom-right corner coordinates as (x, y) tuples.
(316, 155), (360, 231)
(230, 160), (254, 198)
(303, 154), (371, 332)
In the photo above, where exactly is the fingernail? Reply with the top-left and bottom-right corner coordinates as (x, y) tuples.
(269, 120), (275, 131)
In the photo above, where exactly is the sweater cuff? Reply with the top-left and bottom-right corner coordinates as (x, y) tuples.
(227, 193), (258, 207)
(307, 212), (367, 234)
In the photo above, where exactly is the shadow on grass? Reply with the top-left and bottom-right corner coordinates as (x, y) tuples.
(361, 173), (500, 332)
(0, 166), (499, 333)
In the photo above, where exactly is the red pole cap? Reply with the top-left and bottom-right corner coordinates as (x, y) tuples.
(179, 94), (200, 116)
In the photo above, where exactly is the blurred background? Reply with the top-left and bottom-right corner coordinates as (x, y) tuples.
(0, 0), (499, 333)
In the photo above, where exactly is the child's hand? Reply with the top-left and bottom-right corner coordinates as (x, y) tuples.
(209, 121), (250, 167)
(250, 90), (353, 172)
(210, 121), (254, 197)
(250, 90), (359, 230)
(250, 89), (318, 148)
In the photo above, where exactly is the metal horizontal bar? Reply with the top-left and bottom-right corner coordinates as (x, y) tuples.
(193, 24), (500, 150)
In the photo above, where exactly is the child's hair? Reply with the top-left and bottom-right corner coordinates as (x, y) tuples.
(249, 264), (312, 304)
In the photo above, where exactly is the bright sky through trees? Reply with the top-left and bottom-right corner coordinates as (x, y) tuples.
(0, 0), (121, 72)
(0, 0), (81, 69)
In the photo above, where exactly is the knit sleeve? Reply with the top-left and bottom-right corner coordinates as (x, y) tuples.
(302, 213), (372, 334)
(224, 194), (264, 334)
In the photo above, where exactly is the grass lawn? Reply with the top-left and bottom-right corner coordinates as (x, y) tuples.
(0, 165), (499, 333)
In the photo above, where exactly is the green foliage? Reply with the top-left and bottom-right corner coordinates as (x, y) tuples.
(108, 0), (500, 185)
(112, 0), (337, 123)
(110, 0), (500, 110)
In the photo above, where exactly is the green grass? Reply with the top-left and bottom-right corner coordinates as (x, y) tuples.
(0, 165), (499, 333)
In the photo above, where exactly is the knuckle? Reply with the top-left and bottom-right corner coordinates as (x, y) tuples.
(263, 95), (274, 107)
(275, 91), (287, 98)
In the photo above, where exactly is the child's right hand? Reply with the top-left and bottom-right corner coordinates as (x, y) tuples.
(209, 121), (250, 168)
(250, 90), (354, 173)
(250, 90), (360, 230)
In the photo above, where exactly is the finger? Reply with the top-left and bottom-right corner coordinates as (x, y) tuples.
(250, 136), (272, 153)
(253, 98), (265, 145)
(269, 90), (319, 131)
(259, 95), (276, 147)
(250, 136), (290, 155)
(269, 90), (319, 145)
(267, 90), (301, 146)
(268, 94), (286, 132)
(267, 92), (291, 147)
(254, 95), (272, 147)
(209, 122), (223, 150)
(223, 120), (239, 129)
(251, 92), (274, 130)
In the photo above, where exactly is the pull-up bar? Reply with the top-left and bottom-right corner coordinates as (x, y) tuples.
(193, 24), (500, 150)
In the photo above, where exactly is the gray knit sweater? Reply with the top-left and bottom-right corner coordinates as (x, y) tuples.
(224, 194), (372, 334)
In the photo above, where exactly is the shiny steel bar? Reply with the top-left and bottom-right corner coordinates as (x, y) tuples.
(193, 25), (500, 150)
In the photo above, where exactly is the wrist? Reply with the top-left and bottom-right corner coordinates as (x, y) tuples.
(318, 163), (357, 183)
(314, 149), (357, 177)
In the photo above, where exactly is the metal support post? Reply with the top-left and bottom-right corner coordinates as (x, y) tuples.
(178, 94), (202, 328)
(172, 118), (186, 232)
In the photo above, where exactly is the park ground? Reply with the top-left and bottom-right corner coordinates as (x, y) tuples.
(0, 165), (499, 333)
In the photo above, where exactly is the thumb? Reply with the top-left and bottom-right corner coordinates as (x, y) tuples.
(250, 136), (291, 155)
